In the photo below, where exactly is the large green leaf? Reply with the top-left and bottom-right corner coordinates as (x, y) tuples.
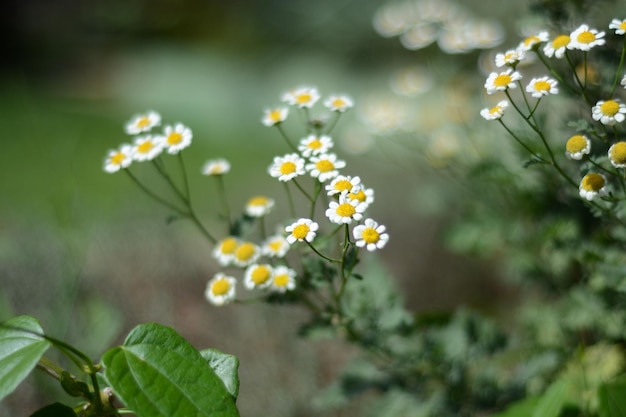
(200, 348), (239, 399)
(599, 377), (626, 417)
(102, 323), (239, 417)
(490, 396), (540, 417)
(0, 315), (52, 401)
(532, 379), (569, 417)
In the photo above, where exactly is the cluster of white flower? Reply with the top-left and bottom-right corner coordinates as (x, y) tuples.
(205, 87), (389, 307)
(372, 0), (504, 54)
(480, 18), (626, 203)
(103, 111), (193, 173)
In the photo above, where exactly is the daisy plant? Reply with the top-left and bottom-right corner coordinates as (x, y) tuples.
(101, 87), (389, 322)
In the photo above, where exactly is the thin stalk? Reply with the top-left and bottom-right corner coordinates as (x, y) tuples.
(215, 175), (232, 231)
(292, 178), (315, 202)
(610, 37), (626, 96)
(151, 159), (189, 205)
(305, 240), (342, 263)
(125, 170), (188, 215)
(283, 182), (297, 218)
(324, 112), (342, 135)
(177, 152), (191, 200)
(275, 124), (299, 153)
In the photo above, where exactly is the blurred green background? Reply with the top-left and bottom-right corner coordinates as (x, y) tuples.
(0, 0), (530, 415)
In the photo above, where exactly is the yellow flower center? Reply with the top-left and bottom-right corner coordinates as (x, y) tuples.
(621, 22), (626, 31)
(349, 190), (366, 202)
(601, 100), (620, 116)
(168, 132), (183, 145)
(553, 35), (570, 48)
(111, 152), (126, 165)
(220, 237), (238, 254)
(581, 173), (605, 191)
(334, 179), (353, 192)
(268, 239), (284, 252)
(235, 242), (256, 261)
(273, 274), (289, 287)
(489, 105), (502, 114)
(280, 161), (296, 175)
(316, 160), (334, 173)
(270, 110), (283, 122)
(136, 117), (150, 128)
(248, 196), (269, 207)
(610, 142), (626, 164)
(209, 165), (224, 174)
(523, 35), (540, 47)
(566, 135), (588, 153)
(494, 74), (513, 88)
(251, 265), (271, 284)
(292, 224), (310, 240)
(336, 203), (356, 218)
(211, 278), (231, 296)
(361, 228), (380, 244)
(534, 80), (551, 92)
(332, 98), (346, 108)
(307, 139), (322, 149)
(296, 93), (312, 104)
(137, 141), (153, 154)
(577, 31), (595, 44)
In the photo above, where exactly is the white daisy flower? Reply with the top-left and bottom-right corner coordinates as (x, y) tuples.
(125, 111), (161, 135)
(270, 266), (297, 293)
(268, 153), (306, 182)
(526, 76), (559, 98)
(298, 134), (333, 157)
(202, 158), (231, 176)
(347, 185), (375, 207)
(285, 218), (318, 244)
(261, 234), (290, 258)
(353, 219), (389, 251)
(565, 135), (591, 160)
(245, 196), (274, 217)
(131, 135), (163, 162)
(543, 34), (571, 58)
(324, 94), (354, 112)
(205, 273), (237, 306)
(325, 193), (367, 224)
(569, 24), (605, 51)
(282, 87), (320, 108)
(103, 144), (133, 173)
(608, 141), (626, 168)
(262, 107), (289, 127)
(480, 100), (509, 120)
(484, 69), (522, 94)
(518, 31), (549, 51)
(162, 123), (192, 154)
(244, 264), (274, 290)
(592, 99), (626, 125)
(622, 74), (626, 88)
(494, 49), (525, 67)
(610, 18), (626, 35)
(579, 173), (608, 201)
(325, 175), (361, 196)
(232, 241), (261, 267)
(212, 236), (240, 267)
(306, 153), (346, 182)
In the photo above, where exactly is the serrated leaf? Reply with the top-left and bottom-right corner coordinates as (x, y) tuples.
(102, 323), (239, 417)
(200, 348), (239, 399)
(0, 315), (52, 401)
(29, 402), (77, 417)
(599, 377), (626, 417)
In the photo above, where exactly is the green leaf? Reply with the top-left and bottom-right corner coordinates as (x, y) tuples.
(200, 348), (240, 399)
(490, 396), (540, 417)
(532, 379), (569, 417)
(599, 377), (626, 417)
(102, 323), (239, 417)
(0, 315), (52, 401)
(29, 402), (77, 417)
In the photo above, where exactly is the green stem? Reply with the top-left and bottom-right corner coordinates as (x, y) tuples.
(309, 181), (322, 219)
(324, 112), (342, 135)
(610, 37), (626, 96)
(152, 159), (189, 205)
(305, 240), (342, 263)
(177, 152), (191, 200)
(125, 170), (188, 215)
(276, 124), (299, 153)
(292, 178), (315, 202)
(283, 182), (297, 218)
(497, 119), (546, 163)
(215, 175), (232, 231)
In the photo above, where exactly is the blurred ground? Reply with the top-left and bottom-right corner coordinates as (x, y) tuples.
(1, 0), (521, 415)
